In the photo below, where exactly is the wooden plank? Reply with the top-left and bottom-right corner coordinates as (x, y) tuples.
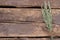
(0, 8), (60, 36)
(0, 0), (60, 8)
(50, 0), (60, 8)
(54, 38), (60, 40)
(0, 23), (49, 37)
(0, 0), (43, 7)
(0, 23), (60, 37)
(0, 8), (60, 25)
(0, 8), (42, 23)
(0, 38), (17, 40)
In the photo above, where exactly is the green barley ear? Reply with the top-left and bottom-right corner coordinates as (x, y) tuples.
(42, 1), (53, 40)
(42, 1), (52, 32)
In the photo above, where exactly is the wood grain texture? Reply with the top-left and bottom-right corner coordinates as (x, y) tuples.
(0, 8), (60, 37)
(0, 23), (49, 37)
(0, 0), (60, 8)
(0, 23), (60, 37)
(0, 8), (43, 23)
(0, 8), (60, 24)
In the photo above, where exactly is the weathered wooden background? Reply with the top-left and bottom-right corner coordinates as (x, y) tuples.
(0, 0), (60, 40)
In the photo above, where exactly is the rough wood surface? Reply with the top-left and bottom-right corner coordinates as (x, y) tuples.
(0, 23), (60, 37)
(0, 8), (60, 37)
(0, 8), (43, 23)
(0, 23), (48, 37)
(0, 0), (60, 8)
(0, 8), (60, 24)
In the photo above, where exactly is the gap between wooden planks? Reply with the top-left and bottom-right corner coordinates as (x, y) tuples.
(0, 38), (59, 40)
(0, 0), (60, 8)
(0, 38), (49, 40)
(0, 37), (59, 40)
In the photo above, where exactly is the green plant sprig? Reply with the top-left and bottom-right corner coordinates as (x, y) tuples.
(42, 1), (53, 40)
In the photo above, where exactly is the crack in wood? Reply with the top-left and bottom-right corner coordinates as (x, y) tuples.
(0, 6), (41, 8)
(0, 36), (60, 38)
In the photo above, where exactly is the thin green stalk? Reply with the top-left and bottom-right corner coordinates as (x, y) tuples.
(42, 1), (53, 40)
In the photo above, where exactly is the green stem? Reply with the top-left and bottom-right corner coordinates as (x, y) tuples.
(50, 36), (53, 40)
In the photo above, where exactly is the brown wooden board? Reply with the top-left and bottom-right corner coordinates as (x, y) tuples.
(0, 8), (60, 24)
(0, 8), (60, 37)
(0, 0), (60, 8)
(0, 23), (60, 37)
(0, 23), (48, 37)
(0, 8), (43, 23)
